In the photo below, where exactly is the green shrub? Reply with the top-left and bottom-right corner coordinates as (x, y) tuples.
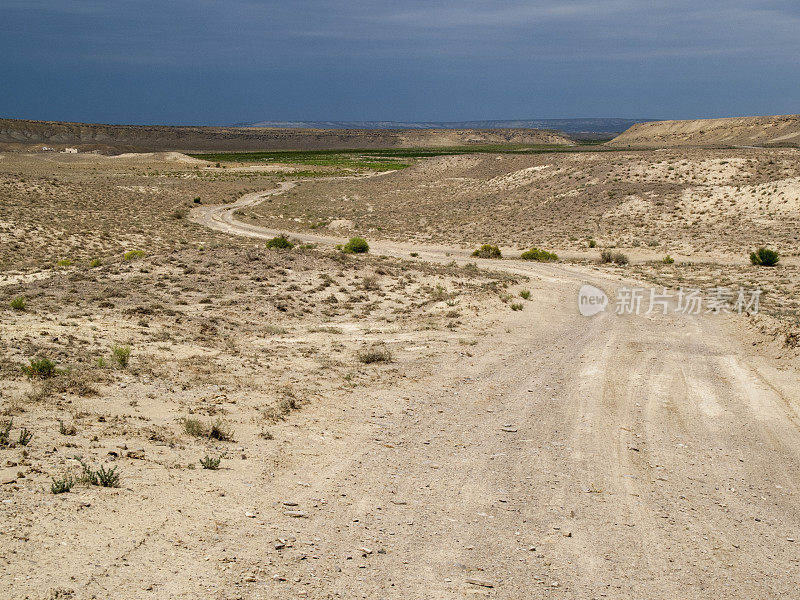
(520, 247), (558, 262)
(750, 247), (780, 267)
(266, 235), (294, 249)
(78, 459), (120, 487)
(342, 237), (369, 254)
(51, 475), (75, 494)
(18, 428), (33, 446)
(20, 358), (57, 379)
(89, 258), (102, 268)
(472, 244), (502, 259)
(200, 455), (221, 470)
(588, 239), (597, 248)
(510, 302), (524, 311)
(111, 345), (131, 368)
(600, 250), (629, 265)
(10, 297), (26, 311)
(519, 290), (531, 300)
(123, 250), (146, 261)
(663, 255), (675, 264)
(357, 345), (392, 364)
(183, 417), (206, 437)
(56, 259), (73, 267)
(95, 465), (120, 487)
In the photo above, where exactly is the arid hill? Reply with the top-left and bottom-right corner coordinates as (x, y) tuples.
(0, 118), (573, 153)
(609, 114), (800, 148)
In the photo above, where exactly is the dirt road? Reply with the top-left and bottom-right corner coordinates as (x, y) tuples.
(187, 184), (800, 598)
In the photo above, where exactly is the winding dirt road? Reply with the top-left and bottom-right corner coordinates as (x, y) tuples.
(191, 182), (800, 598)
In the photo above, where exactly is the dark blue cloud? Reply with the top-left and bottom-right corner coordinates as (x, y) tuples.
(2, 1), (799, 124)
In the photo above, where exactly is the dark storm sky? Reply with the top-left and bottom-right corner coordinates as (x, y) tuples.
(2, 0), (799, 125)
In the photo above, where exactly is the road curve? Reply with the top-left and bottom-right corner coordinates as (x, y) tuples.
(192, 179), (800, 598)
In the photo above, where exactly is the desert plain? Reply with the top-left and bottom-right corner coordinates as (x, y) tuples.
(1, 119), (800, 599)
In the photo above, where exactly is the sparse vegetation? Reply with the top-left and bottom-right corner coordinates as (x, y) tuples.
(200, 455), (221, 470)
(111, 345), (131, 368)
(750, 247), (780, 267)
(20, 358), (57, 379)
(208, 418), (235, 441)
(510, 302), (524, 311)
(79, 459), (121, 488)
(266, 235), (295, 249)
(520, 247), (558, 262)
(663, 255), (675, 264)
(342, 237), (369, 254)
(0, 419), (11, 447)
(59, 420), (77, 436)
(357, 345), (392, 364)
(51, 475), (75, 494)
(600, 250), (629, 265)
(123, 250), (146, 261)
(183, 417), (206, 437)
(56, 259), (73, 267)
(588, 239), (597, 248)
(10, 297), (26, 311)
(183, 417), (235, 441)
(89, 258), (103, 268)
(472, 244), (502, 259)
(18, 428), (33, 446)
(520, 289), (531, 300)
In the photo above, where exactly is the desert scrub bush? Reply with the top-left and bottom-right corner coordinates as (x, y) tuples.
(357, 345), (392, 364)
(588, 239), (597, 248)
(520, 247), (558, 262)
(600, 250), (629, 265)
(519, 289), (531, 300)
(200, 455), (221, 470)
(472, 244), (502, 259)
(510, 302), (524, 311)
(123, 250), (146, 261)
(208, 418), (235, 441)
(171, 208), (189, 220)
(266, 235), (294, 249)
(78, 459), (120, 488)
(111, 345), (131, 368)
(10, 297), (26, 311)
(51, 475), (75, 494)
(56, 259), (73, 267)
(183, 417), (207, 437)
(663, 255), (675, 264)
(18, 428), (33, 446)
(59, 420), (77, 436)
(20, 358), (58, 379)
(342, 237), (369, 254)
(0, 419), (11, 447)
(95, 465), (120, 487)
(264, 388), (300, 422)
(89, 258), (103, 268)
(750, 247), (780, 267)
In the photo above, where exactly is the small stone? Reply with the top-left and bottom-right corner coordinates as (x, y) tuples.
(245, 512), (256, 518)
(466, 578), (494, 588)
(285, 510), (308, 518)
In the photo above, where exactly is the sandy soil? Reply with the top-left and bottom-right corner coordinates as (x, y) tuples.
(2, 151), (799, 599)
(609, 114), (800, 148)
